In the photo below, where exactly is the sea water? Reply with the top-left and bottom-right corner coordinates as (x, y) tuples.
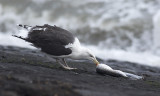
(0, 0), (160, 67)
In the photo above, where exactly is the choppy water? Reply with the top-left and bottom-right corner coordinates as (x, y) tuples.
(0, 0), (160, 67)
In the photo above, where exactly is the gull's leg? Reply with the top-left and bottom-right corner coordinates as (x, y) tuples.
(56, 59), (66, 68)
(62, 58), (77, 70)
(62, 58), (69, 67)
(37, 51), (76, 70)
(56, 59), (77, 70)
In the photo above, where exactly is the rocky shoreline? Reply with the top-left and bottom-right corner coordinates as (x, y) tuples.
(0, 45), (160, 96)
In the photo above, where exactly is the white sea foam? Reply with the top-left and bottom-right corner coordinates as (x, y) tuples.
(0, 0), (160, 68)
(153, 10), (160, 49)
(87, 45), (160, 67)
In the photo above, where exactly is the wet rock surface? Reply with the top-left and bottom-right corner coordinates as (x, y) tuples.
(0, 46), (160, 96)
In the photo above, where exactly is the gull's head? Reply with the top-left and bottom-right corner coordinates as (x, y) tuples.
(79, 47), (99, 65)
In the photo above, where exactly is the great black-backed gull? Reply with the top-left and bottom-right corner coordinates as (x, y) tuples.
(13, 24), (99, 70)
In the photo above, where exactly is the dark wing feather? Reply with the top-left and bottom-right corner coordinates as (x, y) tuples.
(41, 43), (72, 56)
(27, 24), (75, 56)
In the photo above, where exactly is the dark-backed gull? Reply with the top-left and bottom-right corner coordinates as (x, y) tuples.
(13, 24), (99, 70)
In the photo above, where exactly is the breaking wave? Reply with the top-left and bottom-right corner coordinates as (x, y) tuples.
(0, 0), (160, 67)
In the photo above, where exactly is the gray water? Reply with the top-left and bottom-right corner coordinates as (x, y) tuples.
(0, 0), (160, 67)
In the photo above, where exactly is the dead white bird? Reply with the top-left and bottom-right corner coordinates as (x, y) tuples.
(96, 63), (143, 80)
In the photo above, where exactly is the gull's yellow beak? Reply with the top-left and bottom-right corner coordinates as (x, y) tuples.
(93, 58), (99, 66)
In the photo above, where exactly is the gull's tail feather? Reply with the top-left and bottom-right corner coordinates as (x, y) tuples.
(12, 35), (29, 42)
(17, 24), (32, 31)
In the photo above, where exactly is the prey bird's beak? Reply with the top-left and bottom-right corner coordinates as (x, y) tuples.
(92, 58), (99, 66)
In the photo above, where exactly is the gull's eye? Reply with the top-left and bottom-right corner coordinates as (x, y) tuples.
(89, 54), (94, 58)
